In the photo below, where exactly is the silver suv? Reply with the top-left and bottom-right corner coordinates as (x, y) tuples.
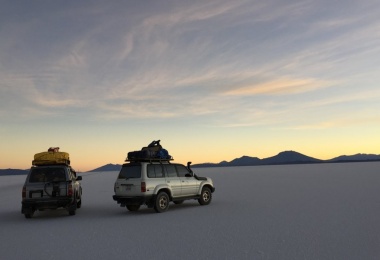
(113, 161), (215, 213)
(21, 165), (82, 218)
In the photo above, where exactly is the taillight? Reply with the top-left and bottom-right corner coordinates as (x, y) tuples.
(141, 182), (146, 192)
(68, 184), (73, 197)
(22, 186), (26, 199)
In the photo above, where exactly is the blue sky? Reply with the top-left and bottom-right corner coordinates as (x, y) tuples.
(1, 0), (379, 171)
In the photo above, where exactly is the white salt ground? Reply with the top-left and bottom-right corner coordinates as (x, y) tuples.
(1, 162), (379, 260)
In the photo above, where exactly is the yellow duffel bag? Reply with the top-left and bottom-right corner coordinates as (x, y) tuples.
(32, 150), (70, 166)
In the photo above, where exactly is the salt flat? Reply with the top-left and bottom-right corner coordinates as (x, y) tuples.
(1, 162), (379, 260)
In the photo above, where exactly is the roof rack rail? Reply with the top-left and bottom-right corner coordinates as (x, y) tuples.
(125, 158), (173, 163)
(32, 163), (71, 167)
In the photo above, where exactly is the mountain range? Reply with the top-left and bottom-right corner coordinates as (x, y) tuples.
(0, 169), (30, 176)
(87, 151), (380, 171)
(1, 151), (379, 175)
(193, 151), (380, 168)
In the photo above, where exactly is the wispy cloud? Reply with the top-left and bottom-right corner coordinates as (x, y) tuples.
(223, 78), (330, 96)
(290, 115), (380, 130)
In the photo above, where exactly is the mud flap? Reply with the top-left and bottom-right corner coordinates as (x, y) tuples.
(21, 206), (34, 215)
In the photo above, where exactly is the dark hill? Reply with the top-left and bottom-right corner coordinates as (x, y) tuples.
(223, 156), (261, 166)
(262, 151), (321, 165)
(0, 169), (28, 176)
(89, 163), (121, 172)
(328, 153), (380, 162)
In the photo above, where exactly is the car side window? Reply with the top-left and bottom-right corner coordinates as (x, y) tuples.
(176, 164), (190, 177)
(71, 169), (76, 178)
(147, 164), (164, 178)
(67, 170), (72, 180)
(164, 164), (177, 177)
(69, 170), (75, 180)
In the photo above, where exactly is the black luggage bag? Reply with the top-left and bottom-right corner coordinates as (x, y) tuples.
(126, 140), (172, 161)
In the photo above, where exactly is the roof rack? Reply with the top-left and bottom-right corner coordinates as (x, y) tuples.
(32, 160), (70, 166)
(32, 163), (71, 167)
(125, 157), (173, 163)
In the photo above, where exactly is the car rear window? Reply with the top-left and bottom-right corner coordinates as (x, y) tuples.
(29, 168), (67, 183)
(118, 165), (141, 179)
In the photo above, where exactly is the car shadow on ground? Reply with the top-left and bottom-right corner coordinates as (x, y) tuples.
(3, 200), (215, 222)
(1, 208), (76, 222)
(123, 201), (205, 215)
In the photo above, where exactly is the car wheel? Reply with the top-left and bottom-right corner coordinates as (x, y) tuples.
(77, 198), (82, 209)
(24, 211), (34, 219)
(154, 192), (169, 213)
(173, 200), (184, 205)
(198, 187), (212, 205)
(77, 188), (82, 208)
(126, 205), (140, 211)
(68, 196), (77, 216)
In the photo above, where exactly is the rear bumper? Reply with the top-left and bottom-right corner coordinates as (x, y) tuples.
(113, 195), (153, 206)
(22, 198), (73, 212)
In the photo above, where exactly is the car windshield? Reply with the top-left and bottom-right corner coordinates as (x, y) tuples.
(118, 165), (141, 179)
(29, 167), (66, 183)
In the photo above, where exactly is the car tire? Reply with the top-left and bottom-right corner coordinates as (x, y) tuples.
(68, 196), (77, 216)
(154, 192), (169, 213)
(198, 187), (212, 205)
(77, 188), (82, 208)
(126, 205), (140, 211)
(24, 212), (34, 219)
(77, 198), (82, 209)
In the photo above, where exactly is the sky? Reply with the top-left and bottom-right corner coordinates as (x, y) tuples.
(1, 0), (380, 172)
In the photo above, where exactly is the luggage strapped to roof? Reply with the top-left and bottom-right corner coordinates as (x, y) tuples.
(32, 147), (70, 166)
(126, 140), (172, 162)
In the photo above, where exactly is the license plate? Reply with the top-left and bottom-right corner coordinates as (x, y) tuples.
(31, 192), (42, 198)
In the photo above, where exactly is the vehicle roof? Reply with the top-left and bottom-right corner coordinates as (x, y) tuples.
(122, 160), (174, 166)
(30, 164), (75, 171)
(31, 164), (70, 167)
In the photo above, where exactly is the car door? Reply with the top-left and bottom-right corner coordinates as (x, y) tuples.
(176, 164), (199, 196)
(163, 164), (182, 197)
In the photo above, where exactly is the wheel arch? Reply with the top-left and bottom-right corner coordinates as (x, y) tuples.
(197, 183), (213, 194)
(154, 186), (172, 200)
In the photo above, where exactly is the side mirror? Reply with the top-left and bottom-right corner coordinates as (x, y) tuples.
(185, 173), (193, 177)
(76, 176), (82, 181)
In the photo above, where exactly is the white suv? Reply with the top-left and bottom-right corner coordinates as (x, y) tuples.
(113, 161), (215, 213)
